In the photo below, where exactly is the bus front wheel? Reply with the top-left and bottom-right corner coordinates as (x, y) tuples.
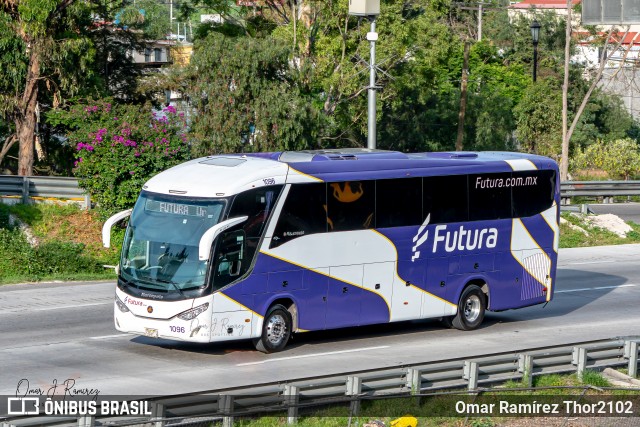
(253, 304), (292, 353)
(447, 285), (486, 331)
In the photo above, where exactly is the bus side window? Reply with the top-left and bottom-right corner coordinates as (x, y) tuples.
(424, 175), (469, 224)
(223, 185), (283, 279)
(213, 230), (246, 287)
(512, 170), (556, 218)
(468, 173), (512, 221)
(327, 180), (375, 232)
(271, 183), (327, 248)
(376, 178), (422, 228)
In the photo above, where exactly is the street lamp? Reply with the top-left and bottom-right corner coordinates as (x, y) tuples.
(530, 19), (541, 82)
(349, 0), (380, 149)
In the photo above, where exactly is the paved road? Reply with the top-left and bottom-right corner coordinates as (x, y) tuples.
(0, 244), (639, 397)
(588, 203), (640, 224)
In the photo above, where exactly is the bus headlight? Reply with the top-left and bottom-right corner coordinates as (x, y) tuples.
(177, 303), (209, 320)
(115, 294), (130, 313)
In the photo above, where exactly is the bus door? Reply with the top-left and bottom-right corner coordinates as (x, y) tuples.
(391, 260), (425, 321)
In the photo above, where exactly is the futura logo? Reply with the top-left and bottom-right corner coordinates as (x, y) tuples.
(411, 214), (499, 261)
(411, 214), (431, 262)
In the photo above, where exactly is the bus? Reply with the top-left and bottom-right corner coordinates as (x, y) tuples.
(102, 149), (560, 353)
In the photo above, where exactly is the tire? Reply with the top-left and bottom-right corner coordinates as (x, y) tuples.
(451, 285), (486, 331)
(253, 304), (292, 353)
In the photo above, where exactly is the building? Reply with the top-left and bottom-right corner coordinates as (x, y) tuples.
(510, 0), (640, 119)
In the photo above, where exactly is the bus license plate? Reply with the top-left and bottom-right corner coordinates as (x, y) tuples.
(144, 328), (158, 338)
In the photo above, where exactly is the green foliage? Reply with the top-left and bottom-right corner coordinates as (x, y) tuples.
(119, 0), (171, 41)
(513, 78), (563, 158)
(0, 202), (120, 283)
(559, 212), (640, 248)
(571, 138), (640, 180)
(0, 228), (103, 282)
(185, 32), (321, 154)
(49, 99), (191, 215)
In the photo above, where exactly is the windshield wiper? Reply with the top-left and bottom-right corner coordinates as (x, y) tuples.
(155, 278), (186, 298)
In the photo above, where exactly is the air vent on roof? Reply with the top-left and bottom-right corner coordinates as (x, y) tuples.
(328, 155), (358, 160)
(199, 157), (246, 167)
(450, 153), (478, 159)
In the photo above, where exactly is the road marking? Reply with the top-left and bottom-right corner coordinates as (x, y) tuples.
(32, 302), (111, 311)
(90, 333), (131, 340)
(556, 284), (638, 294)
(236, 345), (390, 366)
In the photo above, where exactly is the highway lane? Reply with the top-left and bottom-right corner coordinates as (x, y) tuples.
(0, 244), (639, 397)
(588, 202), (640, 224)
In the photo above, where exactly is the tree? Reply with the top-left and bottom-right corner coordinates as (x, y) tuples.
(571, 138), (640, 180)
(183, 32), (321, 154)
(514, 79), (563, 157)
(0, 0), (98, 176)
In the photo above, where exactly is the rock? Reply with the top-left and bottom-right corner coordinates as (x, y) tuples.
(585, 214), (633, 238)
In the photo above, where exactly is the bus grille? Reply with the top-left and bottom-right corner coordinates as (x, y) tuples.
(520, 253), (548, 300)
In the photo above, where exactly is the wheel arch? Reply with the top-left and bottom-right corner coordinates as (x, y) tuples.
(262, 296), (299, 332)
(459, 277), (489, 308)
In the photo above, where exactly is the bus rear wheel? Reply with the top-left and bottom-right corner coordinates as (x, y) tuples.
(449, 285), (486, 331)
(253, 304), (292, 353)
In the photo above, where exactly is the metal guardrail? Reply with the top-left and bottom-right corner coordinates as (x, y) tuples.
(561, 180), (640, 204)
(0, 175), (90, 209)
(2, 175), (639, 210)
(1, 337), (638, 427)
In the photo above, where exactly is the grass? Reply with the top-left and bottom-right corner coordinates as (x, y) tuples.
(0, 202), (121, 284)
(559, 212), (640, 248)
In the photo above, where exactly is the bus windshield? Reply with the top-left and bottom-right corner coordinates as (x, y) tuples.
(120, 191), (227, 292)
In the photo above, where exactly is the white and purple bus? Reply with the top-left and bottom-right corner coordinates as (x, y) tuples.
(103, 149), (560, 353)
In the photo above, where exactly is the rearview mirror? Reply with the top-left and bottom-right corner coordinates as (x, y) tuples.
(102, 209), (133, 248)
(198, 216), (248, 261)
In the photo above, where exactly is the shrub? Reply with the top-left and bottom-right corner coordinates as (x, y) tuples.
(49, 100), (192, 216)
(571, 138), (640, 180)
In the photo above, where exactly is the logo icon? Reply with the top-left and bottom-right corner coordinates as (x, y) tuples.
(411, 214), (431, 262)
(7, 397), (39, 415)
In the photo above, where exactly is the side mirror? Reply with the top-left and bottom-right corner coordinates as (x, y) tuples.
(198, 216), (248, 261)
(102, 209), (133, 248)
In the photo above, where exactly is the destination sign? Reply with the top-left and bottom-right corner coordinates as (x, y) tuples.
(145, 200), (207, 217)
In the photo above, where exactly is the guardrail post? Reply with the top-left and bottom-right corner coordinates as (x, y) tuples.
(84, 193), (91, 211)
(572, 347), (588, 381)
(77, 415), (95, 427)
(149, 402), (165, 427)
(284, 384), (299, 424)
(346, 375), (362, 416)
(624, 340), (639, 378)
(219, 395), (234, 427)
(21, 177), (30, 204)
(463, 361), (479, 391)
(406, 368), (422, 395)
(518, 354), (534, 387)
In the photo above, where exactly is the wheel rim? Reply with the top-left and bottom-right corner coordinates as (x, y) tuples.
(266, 314), (287, 345)
(463, 294), (481, 323)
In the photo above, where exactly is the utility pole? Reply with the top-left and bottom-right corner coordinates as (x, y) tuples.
(367, 18), (377, 150)
(456, 41), (470, 151)
(478, 2), (483, 41)
(349, 0), (381, 150)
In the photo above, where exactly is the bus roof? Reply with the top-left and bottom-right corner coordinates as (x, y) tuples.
(143, 149), (558, 198)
